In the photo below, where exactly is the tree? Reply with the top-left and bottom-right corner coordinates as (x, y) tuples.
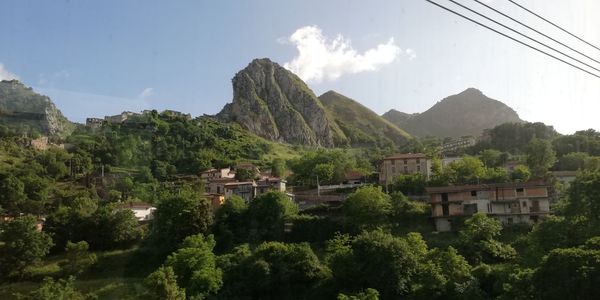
(86, 204), (143, 250)
(510, 165), (531, 182)
(561, 171), (600, 225)
(213, 195), (248, 253)
(221, 241), (329, 299)
(393, 173), (427, 195)
(116, 176), (134, 201)
(337, 288), (380, 300)
(444, 156), (487, 185)
(458, 213), (516, 263)
(526, 138), (556, 178)
(270, 158), (287, 178)
(343, 186), (391, 230)
(314, 163), (335, 184)
(150, 190), (213, 253)
(143, 266), (186, 300)
(389, 192), (429, 230)
(555, 152), (589, 171)
(533, 241), (600, 300)
(59, 241), (97, 276)
(235, 168), (257, 181)
(247, 191), (298, 242)
(480, 149), (504, 167)
(0, 172), (26, 214)
(144, 266), (186, 300)
(20, 276), (86, 300)
(326, 229), (427, 299)
(0, 216), (53, 278)
(165, 234), (223, 298)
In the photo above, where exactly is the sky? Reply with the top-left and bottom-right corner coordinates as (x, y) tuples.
(1, 0), (599, 134)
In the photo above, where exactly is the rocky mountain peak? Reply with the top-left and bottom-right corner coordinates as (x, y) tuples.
(218, 58), (347, 147)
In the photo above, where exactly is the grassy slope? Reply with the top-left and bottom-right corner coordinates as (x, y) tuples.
(0, 247), (146, 299)
(319, 91), (411, 147)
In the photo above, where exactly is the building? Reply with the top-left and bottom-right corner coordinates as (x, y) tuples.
(201, 168), (235, 184)
(203, 193), (226, 213)
(207, 177), (237, 194)
(104, 111), (140, 124)
(379, 153), (432, 184)
(552, 171), (578, 188)
(224, 181), (257, 203)
(256, 177), (287, 195)
(426, 181), (551, 232)
(85, 117), (105, 129)
(162, 110), (192, 120)
(442, 136), (476, 154)
(122, 202), (156, 221)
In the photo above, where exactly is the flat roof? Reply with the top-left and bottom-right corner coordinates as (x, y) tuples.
(382, 153), (427, 160)
(426, 181), (549, 194)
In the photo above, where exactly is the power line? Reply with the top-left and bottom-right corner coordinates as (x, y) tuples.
(424, 0), (600, 79)
(446, 0), (600, 74)
(473, 0), (600, 65)
(508, 0), (600, 52)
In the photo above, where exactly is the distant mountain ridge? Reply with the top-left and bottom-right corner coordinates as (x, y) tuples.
(0, 80), (74, 138)
(383, 88), (523, 138)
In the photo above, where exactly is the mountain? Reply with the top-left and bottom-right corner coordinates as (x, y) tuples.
(319, 90), (411, 147)
(217, 58), (348, 147)
(382, 88), (523, 138)
(0, 80), (74, 138)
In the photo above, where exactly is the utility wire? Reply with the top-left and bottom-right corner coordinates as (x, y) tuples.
(473, 0), (600, 65)
(424, 0), (600, 79)
(446, 0), (600, 74)
(508, 0), (600, 52)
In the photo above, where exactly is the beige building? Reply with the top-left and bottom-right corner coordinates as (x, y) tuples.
(224, 181), (257, 203)
(201, 167), (235, 184)
(426, 181), (552, 232)
(379, 153), (432, 184)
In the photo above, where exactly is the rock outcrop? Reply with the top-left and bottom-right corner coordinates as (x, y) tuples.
(0, 80), (74, 138)
(218, 58), (347, 147)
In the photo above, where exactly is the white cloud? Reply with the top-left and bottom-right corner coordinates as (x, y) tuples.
(283, 25), (411, 82)
(0, 63), (19, 81)
(138, 87), (154, 99)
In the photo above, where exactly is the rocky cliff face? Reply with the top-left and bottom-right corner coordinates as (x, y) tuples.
(382, 88), (523, 138)
(218, 58), (347, 147)
(0, 80), (74, 138)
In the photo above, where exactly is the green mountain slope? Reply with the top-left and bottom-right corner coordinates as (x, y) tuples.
(319, 90), (411, 147)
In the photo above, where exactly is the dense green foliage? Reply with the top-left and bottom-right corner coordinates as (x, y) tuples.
(0, 216), (53, 278)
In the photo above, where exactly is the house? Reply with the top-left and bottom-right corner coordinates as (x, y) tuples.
(379, 153), (432, 184)
(201, 168), (235, 184)
(442, 136), (476, 154)
(207, 177), (237, 194)
(162, 110), (192, 120)
(85, 118), (104, 129)
(203, 193), (226, 213)
(104, 111), (140, 124)
(122, 202), (156, 221)
(344, 171), (364, 185)
(256, 177), (287, 195)
(552, 170), (578, 188)
(426, 181), (551, 232)
(224, 181), (257, 203)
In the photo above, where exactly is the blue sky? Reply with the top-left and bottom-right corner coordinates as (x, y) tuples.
(1, 0), (599, 134)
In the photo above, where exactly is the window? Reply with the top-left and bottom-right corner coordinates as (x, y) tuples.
(508, 217), (513, 224)
(516, 188), (524, 193)
(391, 166), (395, 173)
(416, 158), (420, 164)
(404, 159), (408, 165)
(391, 160), (395, 165)
(471, 190), (477, 197)
(404, 166), (408, 173)
(417, 165), (421, 171)
(522, 201), (527, 207)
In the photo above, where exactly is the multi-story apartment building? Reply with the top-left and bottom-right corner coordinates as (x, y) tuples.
(201, 167), (235, 184)
(379, 153), (432, 184)
(426, 181), (551, 232)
